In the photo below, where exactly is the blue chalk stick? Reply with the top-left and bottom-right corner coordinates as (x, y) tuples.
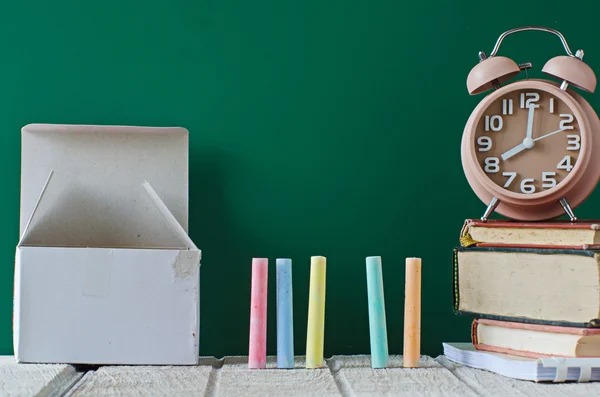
(366, 256), (389, 368)
(276, 258), (294, 368)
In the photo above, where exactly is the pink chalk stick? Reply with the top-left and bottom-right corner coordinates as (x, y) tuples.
(248, 258), (268, 369)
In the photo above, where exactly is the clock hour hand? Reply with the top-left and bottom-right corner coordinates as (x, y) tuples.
(501, 143), (527, 161)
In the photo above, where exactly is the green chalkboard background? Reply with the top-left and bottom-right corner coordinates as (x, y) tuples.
(2, 1), (600, 358)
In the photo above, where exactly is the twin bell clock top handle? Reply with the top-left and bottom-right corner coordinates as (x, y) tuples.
(467, 26), (597, 96)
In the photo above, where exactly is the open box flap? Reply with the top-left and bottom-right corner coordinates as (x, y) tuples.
(18, 170), (54, 247)
(143, 182), (197, 250)
(19, 171), (195, 249)
(19, 124), (192, 249)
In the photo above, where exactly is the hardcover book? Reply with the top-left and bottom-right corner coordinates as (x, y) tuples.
(452, 246), (600, 327)
(460, 218), (600, 249)
(472, 318), (600, 358)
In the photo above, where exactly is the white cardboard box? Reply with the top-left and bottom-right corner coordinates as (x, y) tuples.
(13, 124), (201, 365)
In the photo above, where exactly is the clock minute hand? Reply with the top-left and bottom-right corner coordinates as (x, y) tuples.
(526, 105), (537, 140)
(502, 127), (568, 161)
(534, 127), (567, 142)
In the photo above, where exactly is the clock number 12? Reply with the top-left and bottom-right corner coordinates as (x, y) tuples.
(520, 92), (540, 108)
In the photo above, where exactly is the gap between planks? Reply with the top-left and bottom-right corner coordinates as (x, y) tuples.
(328, 355), (482, 397)
(0, 357), (85, 397)
(327, 357), (357, 397)
(203, 357), (224, 397)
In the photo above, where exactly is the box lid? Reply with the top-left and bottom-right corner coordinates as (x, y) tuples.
(19, 124), (192, 249)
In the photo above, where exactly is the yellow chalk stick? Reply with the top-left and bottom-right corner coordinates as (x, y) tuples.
(306, 256), (326, 368)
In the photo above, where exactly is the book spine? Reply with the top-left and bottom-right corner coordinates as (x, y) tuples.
(459, 220), (480, 247)
(456, 245), (597, 257)
(455, 309), (600, 328)
(471, 319), (479, 345)
(467, 242), (600, 250)
(476, 318), (600, 335)
(452, 248), (460, 314)
(464, 218), (600, 230)
(473, 343), (570, 359)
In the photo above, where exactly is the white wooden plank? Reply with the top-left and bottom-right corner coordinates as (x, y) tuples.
(437, 355), (600, 397)
(65, 357), (218, 397)
(0, 356), (82, 397)
(216, 356), (341, 397)
(329, 355), (480, 397)
(23, 353), (600, 397)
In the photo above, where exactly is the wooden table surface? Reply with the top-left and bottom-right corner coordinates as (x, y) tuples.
(2, 355), (600, 396)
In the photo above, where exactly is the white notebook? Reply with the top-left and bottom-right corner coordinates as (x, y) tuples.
(443, 342), (600, 383)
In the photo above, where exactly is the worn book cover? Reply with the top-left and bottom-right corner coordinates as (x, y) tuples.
(460, 218), (600, 249)
(472, 318), (600, 358)
(452, 246), (600, 328)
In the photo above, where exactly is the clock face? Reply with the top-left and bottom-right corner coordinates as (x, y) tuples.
(474, 88), (581, 194)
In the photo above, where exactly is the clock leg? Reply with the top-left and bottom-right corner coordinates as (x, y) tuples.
(480, 196), (500, 222)
(559, 198), (578, 222)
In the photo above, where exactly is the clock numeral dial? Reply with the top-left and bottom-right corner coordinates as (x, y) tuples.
(520, 92), (540, 108)
(485, 115), (503, 132)
(477, 136), (492, 152)
(542, 172), (557, 188)
(475, 89), (580, 194)
(502, 172), (517, 187)
(484, 157), (500, 173)
(560, 114), (574, 130)
(520, 178), (536, 194)
(502, 99), (513, 115)
(557, 155), (573, 171)
(567, 134), (580, 151)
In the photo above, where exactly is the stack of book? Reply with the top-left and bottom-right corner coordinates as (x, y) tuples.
(447, 218), (600, 381)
